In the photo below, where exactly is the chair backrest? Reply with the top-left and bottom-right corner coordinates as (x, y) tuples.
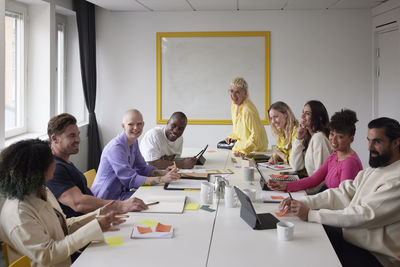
(2, 242), (9, 267)
(83, 169), (97, 188)
(9, 255), (30, 267)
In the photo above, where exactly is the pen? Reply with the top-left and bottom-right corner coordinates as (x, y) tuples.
(173, 161), (177, 169)
(146, 201), (159, 206)
(96, 214), (129, 219)
(288, 192), (293, 200)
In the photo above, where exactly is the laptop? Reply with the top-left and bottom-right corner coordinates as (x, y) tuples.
(234, 186), (279, 230)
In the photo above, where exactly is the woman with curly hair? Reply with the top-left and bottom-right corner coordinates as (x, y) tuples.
(268, 109), (363, 193)
(0, 139), (125, 267)
(268, 101), (298, 164)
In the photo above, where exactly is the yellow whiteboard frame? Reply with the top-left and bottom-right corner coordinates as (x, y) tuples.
(156, 31), (270, 125)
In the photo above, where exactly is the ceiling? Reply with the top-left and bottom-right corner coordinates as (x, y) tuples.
(87, 0), (386, 12)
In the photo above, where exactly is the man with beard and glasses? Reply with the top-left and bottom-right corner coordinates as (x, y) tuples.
(278, 117), (400, 267)
(140, 112), (197, 169)
(46, 113), (148, 218)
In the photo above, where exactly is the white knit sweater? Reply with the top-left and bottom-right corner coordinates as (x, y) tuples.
(302, 160), (400, 266)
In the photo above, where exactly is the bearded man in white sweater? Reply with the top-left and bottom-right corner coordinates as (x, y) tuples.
(280, 117), (400, 267)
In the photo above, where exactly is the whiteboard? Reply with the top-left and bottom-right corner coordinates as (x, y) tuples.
(156, 32), (270, 124)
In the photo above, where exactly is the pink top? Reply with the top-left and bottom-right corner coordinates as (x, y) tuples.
(286, 152), (363, 192)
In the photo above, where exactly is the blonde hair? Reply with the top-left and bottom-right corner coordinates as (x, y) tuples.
(230, 77), (248, 92)
(268, 101), (298, 146)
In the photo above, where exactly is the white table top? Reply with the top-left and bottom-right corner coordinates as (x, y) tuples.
(73, 148), (341, 267)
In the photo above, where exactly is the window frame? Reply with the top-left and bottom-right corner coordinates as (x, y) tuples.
(55, 13), (67, 115)
(4, 0), (28, 138)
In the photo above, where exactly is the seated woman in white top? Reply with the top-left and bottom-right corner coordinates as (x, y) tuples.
(0, 139), (126, 267)
(289, 100), (332, 193)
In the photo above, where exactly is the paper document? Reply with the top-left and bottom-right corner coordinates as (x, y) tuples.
(138, 195), (186, 213)
(261, 190), (306, 203)
(259, 162), (291, 171)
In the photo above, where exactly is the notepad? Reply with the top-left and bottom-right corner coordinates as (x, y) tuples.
(106, 236), (124, 247)
(138, 195), (187, 213)
(275, 207), (290, 217)
(185, 203), (200, 210)
(131, 223), (173, 239)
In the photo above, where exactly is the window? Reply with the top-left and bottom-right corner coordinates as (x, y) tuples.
(5, 8), (25, 137)
(56, 16), (66, 114)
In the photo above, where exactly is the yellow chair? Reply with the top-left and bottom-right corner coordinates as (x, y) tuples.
(83, 169), (96, 188)
(9, 255), (30, 267)
(2, 242), (9, 267)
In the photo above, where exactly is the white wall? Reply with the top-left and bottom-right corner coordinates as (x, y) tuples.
(27, 2), (53, 133)
(95, 9), (372, 166)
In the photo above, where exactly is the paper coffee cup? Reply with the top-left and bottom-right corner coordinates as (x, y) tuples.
(243, 166), (254, 181)
(277, 221), (294, 241)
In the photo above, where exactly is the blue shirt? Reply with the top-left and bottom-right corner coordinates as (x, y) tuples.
(46, 156), (93, 218)
(91, 132), (156, 200)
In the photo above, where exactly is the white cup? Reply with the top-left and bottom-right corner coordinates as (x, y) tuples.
(243, 166), (255, 181)
(200, 181), (214, 205)
(277, 221), (294, 241)
(224, 185), (238, 208)
(242, 188), (256, 201)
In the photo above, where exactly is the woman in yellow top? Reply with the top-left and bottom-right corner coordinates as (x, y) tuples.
(225, 77), (268, 157)
(268, 101), (298, 164)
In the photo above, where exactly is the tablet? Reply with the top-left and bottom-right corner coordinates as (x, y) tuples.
(195, 145), (208, 165)
(195, 144), (208, 159)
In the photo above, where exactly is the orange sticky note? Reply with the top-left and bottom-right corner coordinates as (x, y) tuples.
(137, 226), (153, 234)
(207, 150), (217, 153)
(155, 223), (172, 232)
(274, 165), (284, 169)
(275, 207), (289, 217)
(271, 196), (284, 200)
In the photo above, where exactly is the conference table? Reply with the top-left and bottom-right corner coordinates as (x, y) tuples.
(72, 148), (341, 267)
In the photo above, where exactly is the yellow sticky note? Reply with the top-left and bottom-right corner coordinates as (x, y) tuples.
(185, 203), (200, 210)
(139, 219), (158, 227)
(106, 236), (124, 247)
(140, 185), (152, 188)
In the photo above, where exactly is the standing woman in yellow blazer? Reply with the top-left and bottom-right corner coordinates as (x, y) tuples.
(225, 77), (268, 157)
(268, 101), (298, 164)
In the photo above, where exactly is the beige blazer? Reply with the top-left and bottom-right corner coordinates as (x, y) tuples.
(0, 188), (103, 267)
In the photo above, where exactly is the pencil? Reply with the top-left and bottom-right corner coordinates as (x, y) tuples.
(146, 201), (159, 206)
(288, 192), (293, 200)
(173, 161), (177, 168)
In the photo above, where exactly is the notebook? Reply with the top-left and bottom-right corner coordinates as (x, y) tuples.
(269, 174), (299, 182)
(138, 195), (187, 213)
